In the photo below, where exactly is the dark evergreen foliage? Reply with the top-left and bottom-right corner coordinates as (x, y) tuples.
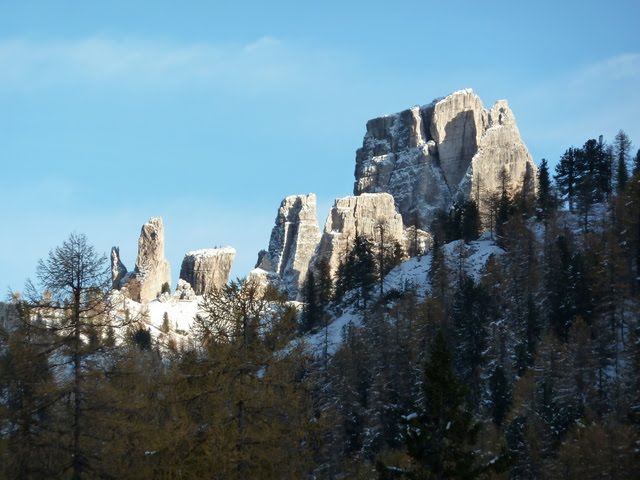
(536, 158), (555, 221)
(404, 331), (481, 479)
(335, 235), (377, 308)
(554, 147), (578, 211)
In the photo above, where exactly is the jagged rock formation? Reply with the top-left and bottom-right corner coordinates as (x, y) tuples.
(354, 89), (536, 227)
(247, 268), (282, 297)
(110, 247), (127, 289)
(174, 279), (197, 301)
(260, 194), (322, 299)
(255, 250), (273, 271)
(179, 247), (235, 295)
(314, 193), (430, 278)
(133, 217), (171, 303)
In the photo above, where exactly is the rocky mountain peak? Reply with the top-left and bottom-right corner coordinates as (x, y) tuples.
(354, 89), (536, 228)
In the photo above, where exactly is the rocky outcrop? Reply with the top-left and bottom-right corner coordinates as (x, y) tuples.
(174, 279), (197, 301)
(179, 247), (235, 295)
(133, 217), (171, 303)
(314, 193), (429, 278)
(354, 89), (536, 228)
(247, 268), (282, 297)
(110, 247), (127, 289)
(260, 194), (322, 299)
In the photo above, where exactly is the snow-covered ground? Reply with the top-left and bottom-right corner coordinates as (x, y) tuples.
(306, 234), (504, 356)
(110, 290), (204, 335)
(107, 235), (504, 355)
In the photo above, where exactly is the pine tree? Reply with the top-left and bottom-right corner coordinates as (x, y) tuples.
(302, 269), (321, 333)
(574, 138), (611, 228)
(450, 275), (492, 398)
(495, 167), (514, 246)
(404, 331), (483, 479)
(555, 147), (578, 211)
(536, 158), (555, 221)
(335, 235), (377, 308)
(489, 364), (511, 427)
(428, 234), (449, 302)
(613, 130), (632, 192)
(461, 200), (480, 243)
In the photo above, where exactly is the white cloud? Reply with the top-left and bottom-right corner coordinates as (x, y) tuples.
(570, 53), (640, 85)
(0, 35), (333, 92)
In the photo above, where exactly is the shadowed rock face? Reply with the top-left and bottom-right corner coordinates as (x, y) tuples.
(314, 193), (430, 278)
(134, 217), (171, 303)
(354, 89), (537, 228)
(179, 248), (235, 295)
(110, 247), (127, 289)
(261, 193), (322, 300)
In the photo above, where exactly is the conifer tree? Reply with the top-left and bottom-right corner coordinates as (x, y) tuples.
(0, 303), (60, 478)
(404, 331), (482, 478)
(555, 147), (578, 211)
(21, 233), (124, 479)
(187, 278), (314, 478)
(488, 364), (511, 427)
(450, 275), (492, 397)
(613, 130), (632, 192)
(301, 269), (320, 333)
(428, 233), (449, 302)
(536, 158), (555, 221)
(335, 235), (377, 308)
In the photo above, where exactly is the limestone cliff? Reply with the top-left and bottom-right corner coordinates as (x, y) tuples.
(260, 194), (322, 299)
(179, 247), (235, 295)
(314, 193), (430, 278)
(354, 89), (536, 228)
(133, 217), (171, 303)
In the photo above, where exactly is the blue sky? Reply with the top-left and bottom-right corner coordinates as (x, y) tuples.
(2, 0), (639, 293)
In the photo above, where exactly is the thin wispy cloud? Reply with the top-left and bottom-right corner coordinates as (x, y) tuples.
(513, 52), (640, 159)
(570, 53), (640, 85)
(0, 36), (336, 92)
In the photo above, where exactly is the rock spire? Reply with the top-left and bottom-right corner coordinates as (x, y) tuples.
(259, 193), (322, 299)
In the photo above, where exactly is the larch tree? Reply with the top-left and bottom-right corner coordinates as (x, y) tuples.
(21, 233), (127, 479)
(186, 278), (315, 478)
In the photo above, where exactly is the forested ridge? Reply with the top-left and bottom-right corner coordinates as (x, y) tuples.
(2, 131), (640, 479)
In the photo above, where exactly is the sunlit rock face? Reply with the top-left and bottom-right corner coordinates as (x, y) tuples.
(179, 247), (235, 295)
(354, 89), (537, 228)
(260, 193), (322, 299)
(314, 193), (430, 278)
(134, 217), (171, 303)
